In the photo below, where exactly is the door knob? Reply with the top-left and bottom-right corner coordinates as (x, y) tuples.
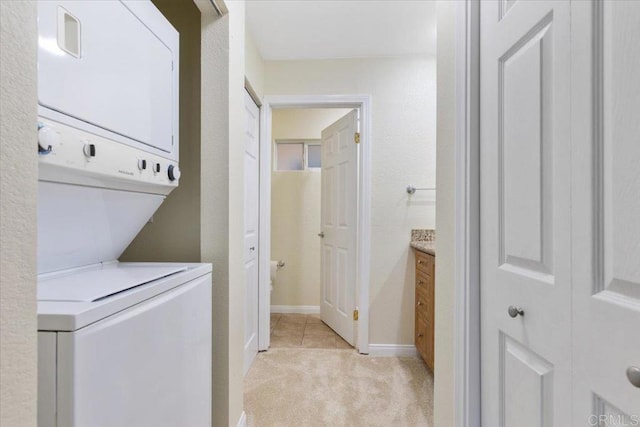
(249, 246), (255, 251)
(627, 366), (640, 388)
(508, 306), (524, 318)
(318, 232), (325, 238)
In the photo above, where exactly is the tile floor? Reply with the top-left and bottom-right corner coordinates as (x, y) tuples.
(270, 313), (354, 349)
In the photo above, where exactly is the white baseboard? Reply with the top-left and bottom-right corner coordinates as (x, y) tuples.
(270, 305), (320, 314)
(237, 411), (247, 427)
(367, 344), (418, 357)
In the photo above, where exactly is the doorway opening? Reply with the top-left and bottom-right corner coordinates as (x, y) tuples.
(269, 107), (354, 350)
(257, 95), (372, 355)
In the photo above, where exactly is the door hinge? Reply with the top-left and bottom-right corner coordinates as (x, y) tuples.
(353, 309), (359, 321)
(354, 132), (360, 144)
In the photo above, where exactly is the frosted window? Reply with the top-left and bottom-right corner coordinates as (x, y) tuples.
(307, 145), (321, 168)
(277, 143), (303, 171)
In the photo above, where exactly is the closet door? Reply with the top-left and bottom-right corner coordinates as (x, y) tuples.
(479, 1), (573, 425)
(571, 1), (640, 422)
(243, 90), (260, 375)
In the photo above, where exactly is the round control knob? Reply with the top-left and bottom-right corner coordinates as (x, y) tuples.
(154, 163), (161, 174)
(168, 164), (181, 181)
(38, 126), (60, 153)
(138, 159), (147, 171)
(83, 143), (96, 158)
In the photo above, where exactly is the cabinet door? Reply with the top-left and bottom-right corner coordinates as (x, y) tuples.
(426, 259), (435, 370)
(425, 316), (434, 371)
(415, 252), (435, 369)
(415, 315), (428, 364)
(416, 252), (434, 277)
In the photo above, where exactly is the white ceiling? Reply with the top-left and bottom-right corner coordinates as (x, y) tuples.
(245, 0), (437, 61)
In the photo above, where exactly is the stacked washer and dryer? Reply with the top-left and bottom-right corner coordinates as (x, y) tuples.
(35, 2), (212, 426)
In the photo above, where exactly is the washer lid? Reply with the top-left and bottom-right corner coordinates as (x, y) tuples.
(38, 263), (187, 302)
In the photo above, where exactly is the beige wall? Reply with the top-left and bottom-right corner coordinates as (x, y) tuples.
(264, 56), (437, 345)
(201, 12), (234, 427)
(198, 7), (234, 427)
(225, 1), (246, 424)
(270, 108), (350, 307)
(434, 1), (456, 426)
(122, 0), (202, 263)
(0, 2), (38, 426)
(123, 0), (246, 425)
(245, 30), (264, 100)
(0, 1), (244, 426)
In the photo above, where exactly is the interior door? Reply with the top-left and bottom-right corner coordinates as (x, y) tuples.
(243, 90), (260, 375)
(480, 1), (573, 425)
(320, 110), (358, 346)
(571, 1), (640, 422)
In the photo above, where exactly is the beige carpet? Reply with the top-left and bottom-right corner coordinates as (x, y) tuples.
(243, 348), (433, 426)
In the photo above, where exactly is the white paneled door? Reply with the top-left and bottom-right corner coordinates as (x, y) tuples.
(320, 110), (358, 346)
(480, 1), (572, 425)
(244, 90), (260, 375)
(571, 1), (640, 422)
(480, 0), (640, 425)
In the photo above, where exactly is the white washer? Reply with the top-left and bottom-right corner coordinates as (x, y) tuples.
(38, 263), (212, 427)
(36, 2), (211, 426)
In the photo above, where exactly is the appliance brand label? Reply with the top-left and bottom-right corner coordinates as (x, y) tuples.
(118, 170), (134, 176)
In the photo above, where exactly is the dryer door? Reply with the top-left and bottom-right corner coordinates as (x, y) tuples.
(37, 1), (178, 158)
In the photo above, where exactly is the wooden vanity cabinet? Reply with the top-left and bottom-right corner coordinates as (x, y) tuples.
(414, 250), (435, 371)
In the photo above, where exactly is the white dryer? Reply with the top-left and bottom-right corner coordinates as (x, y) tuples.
(35, 2), (212, 427)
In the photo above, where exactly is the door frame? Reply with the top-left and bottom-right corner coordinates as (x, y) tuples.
(257, 94), (372, 354)
(454, 1), (481, 427)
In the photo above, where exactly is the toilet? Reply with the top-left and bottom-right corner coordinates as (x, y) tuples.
(270, 260), (284, 291)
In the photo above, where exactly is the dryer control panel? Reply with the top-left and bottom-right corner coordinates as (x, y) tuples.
(38, 118), (179, 196)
